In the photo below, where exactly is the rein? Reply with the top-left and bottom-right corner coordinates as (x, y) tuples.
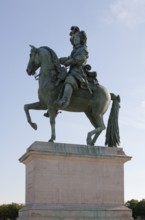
(34, 73), (40, 80)
(34, 68), (57, 81)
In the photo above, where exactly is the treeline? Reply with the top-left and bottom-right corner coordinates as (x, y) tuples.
(0, 203), (23, 220)
(125, 199), (145, 219)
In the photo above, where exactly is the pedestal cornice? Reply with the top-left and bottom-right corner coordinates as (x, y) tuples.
(19, 141), (131, 164)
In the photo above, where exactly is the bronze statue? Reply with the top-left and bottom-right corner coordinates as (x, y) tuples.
(24, 27), (120, 147)
(56, 26), (89, 108)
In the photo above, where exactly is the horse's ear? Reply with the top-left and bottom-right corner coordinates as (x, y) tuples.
(29, 45), (38, 52)
(29, 44), (35, 49)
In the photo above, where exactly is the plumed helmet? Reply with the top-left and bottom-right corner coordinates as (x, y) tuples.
(70, 26), (80, 36)
(70, 26), (87, 46)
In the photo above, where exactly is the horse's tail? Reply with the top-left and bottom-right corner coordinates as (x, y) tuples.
(105, 93), (121, 147)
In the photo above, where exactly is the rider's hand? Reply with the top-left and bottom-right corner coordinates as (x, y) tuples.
(65, 58), (73, 66)
(59, 57), (68, 65)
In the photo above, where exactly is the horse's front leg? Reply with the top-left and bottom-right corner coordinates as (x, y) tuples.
(48, 109), (57, 143)
(24, 101), (47, 130)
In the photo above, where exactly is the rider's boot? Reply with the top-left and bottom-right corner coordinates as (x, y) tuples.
(57, 83), (73, 108)
(44, 111), (49, 117)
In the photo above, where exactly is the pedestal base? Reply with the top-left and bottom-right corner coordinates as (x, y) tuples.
(19, 204), (132, 220)
(18, 142), (133, 220)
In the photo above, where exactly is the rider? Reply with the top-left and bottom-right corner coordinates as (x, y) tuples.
(56, 26), (89, 108)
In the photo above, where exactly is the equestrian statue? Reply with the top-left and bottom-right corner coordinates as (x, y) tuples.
(24, 26), (120, 147)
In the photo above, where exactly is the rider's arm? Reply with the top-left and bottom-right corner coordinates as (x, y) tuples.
(59, 57), (70, 65)
(65, 48), (88, 66)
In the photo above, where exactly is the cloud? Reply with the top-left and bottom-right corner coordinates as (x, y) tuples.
(110, 0), (145, 27)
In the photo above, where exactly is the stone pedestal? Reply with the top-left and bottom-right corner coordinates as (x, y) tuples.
(18, 141), (133, 220)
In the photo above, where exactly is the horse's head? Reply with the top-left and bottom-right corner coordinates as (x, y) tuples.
(26, 45), (41, 76)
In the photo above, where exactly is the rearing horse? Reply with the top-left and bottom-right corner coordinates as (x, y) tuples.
(25, 45), (120, 146)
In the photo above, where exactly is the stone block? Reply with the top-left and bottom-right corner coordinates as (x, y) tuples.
(18, 142), (133, 220)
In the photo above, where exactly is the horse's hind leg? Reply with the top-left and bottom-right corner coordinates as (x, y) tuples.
(24, 101), (47, 130)
(90, 117), (105, 145)
(85, 111), (105, 146)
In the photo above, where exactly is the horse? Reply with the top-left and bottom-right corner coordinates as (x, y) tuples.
(24, 45), (120, 147)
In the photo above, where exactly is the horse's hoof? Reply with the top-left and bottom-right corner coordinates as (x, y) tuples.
(48, 139), (54, 143)
(87, 139), (91, 145)
(86, 135), (92, 145)
(31, 123), (37, 130)
(87, 137), (95, 146)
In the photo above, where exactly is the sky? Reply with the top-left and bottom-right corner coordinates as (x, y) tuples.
(0, 0), (145, 204)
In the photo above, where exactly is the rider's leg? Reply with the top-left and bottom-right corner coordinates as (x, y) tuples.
(57, 83), (73, 108)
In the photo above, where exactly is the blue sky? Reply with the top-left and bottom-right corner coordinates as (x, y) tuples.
(0, 0), (145, 204)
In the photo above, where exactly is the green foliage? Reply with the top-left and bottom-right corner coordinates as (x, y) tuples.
(125, 199), (145, 219)
(125, 199), (139, 218)
(137, 199), (145, 218)
(0, 203), (24, 220)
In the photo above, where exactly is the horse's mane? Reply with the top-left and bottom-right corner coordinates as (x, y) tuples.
(40, 46), (62, 74)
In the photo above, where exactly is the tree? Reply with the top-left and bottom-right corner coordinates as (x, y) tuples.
(0, 203), (24, 220)
(125, 199), (139, 218)
(125, 199), (145, 219)
(136, 199), (145, 219)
